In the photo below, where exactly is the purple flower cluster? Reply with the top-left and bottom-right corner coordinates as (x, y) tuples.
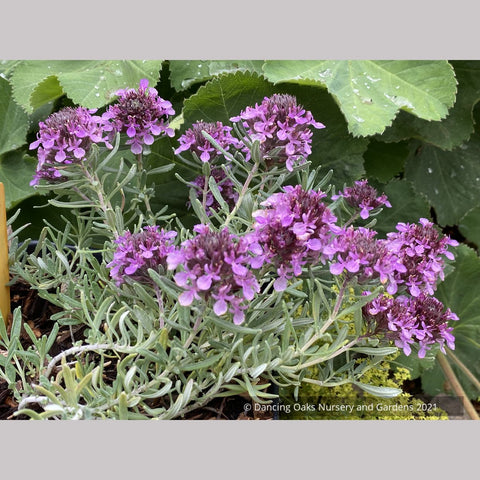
(102, 79), (175, 154)
(230, 94), (325, 171)
(385, 218), (459, 297)
(364, 292), (458, 357)
(29, 107), (111, 186)
(248, 185), (339, 291)
(174, 121), (242, 163)
(188, 167), (238, 216)
(167, 224), (260, 324)
(107, 226), (177, 286)
(326, 226), (405, 286)
(332, 179), (391, 219)
(328, 218), (458, 298)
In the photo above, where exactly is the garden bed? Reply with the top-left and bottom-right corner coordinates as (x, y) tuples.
(1, 60), (479, 420)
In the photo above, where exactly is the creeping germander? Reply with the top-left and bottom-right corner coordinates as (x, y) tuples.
(230, 94), (325, 171)
(167, 224), (260, 324)
(102, 78), (175, 154)
(175, 121), (242, 163)
(188, 167), (238, 216)
(29, 106), (110, 186)
(326, 226), (406, 288)
(385, 218), (459, 297)
(107, 226), (177, 287)
(248, 185), (339, 291)
(364, 292), (458, 358)
(332, 179), (391, 220)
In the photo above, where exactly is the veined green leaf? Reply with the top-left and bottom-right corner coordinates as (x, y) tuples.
(263, 60), (457, 137)
(10, 60), (163, 111)
(0, 76), (29, 154)
(405, 134), (480, 225)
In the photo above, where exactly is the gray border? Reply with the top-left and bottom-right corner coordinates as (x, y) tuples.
(2, 1), (480, 59)
(1, 0), (479, 477)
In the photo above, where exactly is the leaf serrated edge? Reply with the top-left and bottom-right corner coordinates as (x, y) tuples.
(10, 63), (57, 113)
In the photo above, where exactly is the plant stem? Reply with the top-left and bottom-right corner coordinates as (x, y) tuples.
(300, 278), (348, 353)
(153, 284), (165, 329)
(201, 173), (209, 213)
(43, 343), (113, 379)
(183, 315), (203, 350)
(294, 338), (359, 371)
(136, 153), (154, 218)
(436, 352), (479, 420)
(343, 212), (360, 228)
(223, 159), (259, 227)
(81, 165), (118, 235)
(446, 349), (480, 393)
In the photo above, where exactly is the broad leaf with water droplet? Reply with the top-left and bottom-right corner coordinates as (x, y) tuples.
(262, 60), (457, 137)
(405, 134), (480, 225)
(169, 60), (265, 91)
(10, 60), (163, 111)
(380, 61), (480, 150)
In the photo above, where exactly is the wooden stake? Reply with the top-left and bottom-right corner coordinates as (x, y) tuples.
(0, 182), (10, 327)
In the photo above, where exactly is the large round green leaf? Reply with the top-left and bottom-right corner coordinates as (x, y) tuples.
(169, 60), (265, 91)
(10, 60), (163, 112)
(380, 61), (480, 151)
(373, 179), (431, 238)
(458, 206), (480, 247)
(405, 134), (480, 226)
(263, 60), (457, 137)
(0, 77), (29, 155)
(0, 152), (38, 209)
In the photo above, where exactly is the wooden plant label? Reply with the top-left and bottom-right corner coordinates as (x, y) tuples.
(0, 182), (10, 326)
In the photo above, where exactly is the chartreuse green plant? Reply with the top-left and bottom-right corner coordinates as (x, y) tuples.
(0, 61), (477, 419)
(280, 354), (449, 420)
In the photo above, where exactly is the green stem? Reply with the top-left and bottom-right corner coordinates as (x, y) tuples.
(300, 278), (348, 354)
(136, 153), (154, 219)
(202, 173), (209, 213)
(294, 338), (359, 372)
(153, 284), (165, 329)
(81, 165), (118, 235)
(223, 159), (260, 227)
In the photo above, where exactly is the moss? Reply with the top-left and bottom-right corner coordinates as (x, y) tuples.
(280, 355), (448, 420)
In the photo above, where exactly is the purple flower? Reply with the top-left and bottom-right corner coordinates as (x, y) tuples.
(332, 179), (391, 220)
(102, 79), (175, 155)
(248, 185), (339, 291)
(107, 226), (177, 286)
(230, 94), (325, 171)
(385, 218), (459, 297)
(29, 107), (111, 186)
(175, 121), (242, 163)
(188, 167), (238, 216)
(364, 292), (458, 358)
(167, 224), (260, 324)
(327, 227), (406, 287)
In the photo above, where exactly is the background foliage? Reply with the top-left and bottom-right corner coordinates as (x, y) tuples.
(1, 59), (479, 402)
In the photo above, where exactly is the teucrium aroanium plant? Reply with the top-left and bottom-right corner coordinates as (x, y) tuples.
(5, 82), (459, 419)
